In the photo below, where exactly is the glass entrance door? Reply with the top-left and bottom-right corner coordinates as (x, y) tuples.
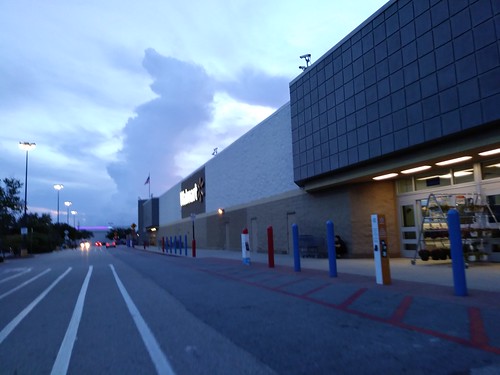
(399, 202), (419, 258)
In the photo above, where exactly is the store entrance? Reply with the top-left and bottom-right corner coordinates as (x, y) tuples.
(398, 189), (500, 260)
(398, 198), (420, 258)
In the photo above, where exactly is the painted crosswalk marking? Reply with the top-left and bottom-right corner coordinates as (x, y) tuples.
(0, 268), (32, 284)
(0, 268), (51, 301)
(51, 266), (93, 375)
(110, 264), (176, 375)
(0, 267), (72, 344)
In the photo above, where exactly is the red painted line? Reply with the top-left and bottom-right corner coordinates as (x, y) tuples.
(389, 296), (413, 323)
(273, 278), (307, 289)
(338, 288), (368, 309)
(469, 307), (489, 347)
(173, 257), (500, 355)
(301, 283), (330, 297)
(256, 273), (286, 282)
(238, 270), (273, 279)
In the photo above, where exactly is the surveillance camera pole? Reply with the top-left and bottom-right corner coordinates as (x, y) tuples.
(299, 54), (311, 71)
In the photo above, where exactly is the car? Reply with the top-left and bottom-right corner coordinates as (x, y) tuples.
(105, 241), (116, 248)
(80, 241), (90, 251)
(95, 241), (103, 247)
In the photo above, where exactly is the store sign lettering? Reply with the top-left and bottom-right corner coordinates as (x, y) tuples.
(180, 184), (198, 206)
(179, 178), (205, 207)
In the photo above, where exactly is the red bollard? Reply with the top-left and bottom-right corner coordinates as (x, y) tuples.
(192, 239), (196, 258)
(267, 226), (275, 268)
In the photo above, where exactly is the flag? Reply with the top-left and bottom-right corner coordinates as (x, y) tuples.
(144, 175), (150, 185)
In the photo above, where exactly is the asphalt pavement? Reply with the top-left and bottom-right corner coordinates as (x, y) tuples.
(144, 245), (500, 293)
(2, 246), (500, 374)
(141, 245), (500, 363)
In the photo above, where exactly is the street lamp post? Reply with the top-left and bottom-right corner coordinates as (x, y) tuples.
(19, 142), (36, 255)
(53, 184), (64, 224)
(71, 210), (77, 227)
(18, 142), (36, 218)
(64, 201), (72, 224)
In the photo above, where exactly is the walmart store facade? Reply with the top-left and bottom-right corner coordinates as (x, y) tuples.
(141, 0), (500, 260)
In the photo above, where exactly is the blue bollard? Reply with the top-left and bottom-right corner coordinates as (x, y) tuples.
(174, 236), (178, 254)
(292, 224), (301, 272)
(326, 220), (338, 277)
(170, 236), (173, 254)
(185, 234), (188, 256)
(447, 209), (467, 296)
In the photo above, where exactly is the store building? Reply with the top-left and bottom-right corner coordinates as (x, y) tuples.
(138, 198), (159, 246)
(145, 0), (500, 260)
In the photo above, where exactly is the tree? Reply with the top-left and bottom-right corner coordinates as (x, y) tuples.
(25, 213), (52, 231)
(0, 176), (94, 254)
(0, 178), (23, 234)
(106, 227), (131, 241)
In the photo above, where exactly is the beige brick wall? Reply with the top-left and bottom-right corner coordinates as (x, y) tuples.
(158, 181), (399, 258)
(349, 181), (399, 257)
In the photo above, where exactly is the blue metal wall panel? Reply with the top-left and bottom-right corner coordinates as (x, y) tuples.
(290, 0), (500, 185)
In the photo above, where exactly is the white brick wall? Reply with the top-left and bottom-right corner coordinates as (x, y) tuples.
(205, 103), (298, 212)
(159, 181), (181, 224)
(158, 102), (299, 225)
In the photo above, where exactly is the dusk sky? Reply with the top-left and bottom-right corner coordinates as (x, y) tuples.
(1, 0), (388, 228)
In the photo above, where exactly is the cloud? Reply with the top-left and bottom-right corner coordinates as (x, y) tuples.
(106, 49), (216, 212)
(105, 49), (286, 225)
(217, 67), (290, 108)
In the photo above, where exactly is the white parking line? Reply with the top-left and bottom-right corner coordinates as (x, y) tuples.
(0, 268), (32, 284)
(51, 266), (93, 375)
(109, 264), (176, 375)
(0, 267), (72, 344)
(0, 268), (52, 301)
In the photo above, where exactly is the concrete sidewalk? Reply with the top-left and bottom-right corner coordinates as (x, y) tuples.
(145, 245), (500, 293)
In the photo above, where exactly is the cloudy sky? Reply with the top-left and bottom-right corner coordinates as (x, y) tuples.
(1, 0), (388, 228)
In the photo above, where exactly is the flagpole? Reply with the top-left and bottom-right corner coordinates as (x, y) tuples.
(144, 173), (151, 198)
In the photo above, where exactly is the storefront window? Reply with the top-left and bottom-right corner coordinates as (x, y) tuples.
(401, 205), (415, 227)
(403, 243), (418, 251)
(482, 157), (500, 180)
(403, 232), (416, 239)
(414, 168), (452, 190)
(452, 164), (474, 184)
(396, 178), (413, 193)
(486, 194), (500, 223)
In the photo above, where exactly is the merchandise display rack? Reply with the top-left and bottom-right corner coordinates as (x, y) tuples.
(412, 193), (500, 266)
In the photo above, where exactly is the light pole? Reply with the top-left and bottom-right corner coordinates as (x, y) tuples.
(64, 201), (72, 224)
(71, 210), (77, 227)
(53, 184), (64, 224)
(18, 142), (36, 218)
(18, 142), (36, 255)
